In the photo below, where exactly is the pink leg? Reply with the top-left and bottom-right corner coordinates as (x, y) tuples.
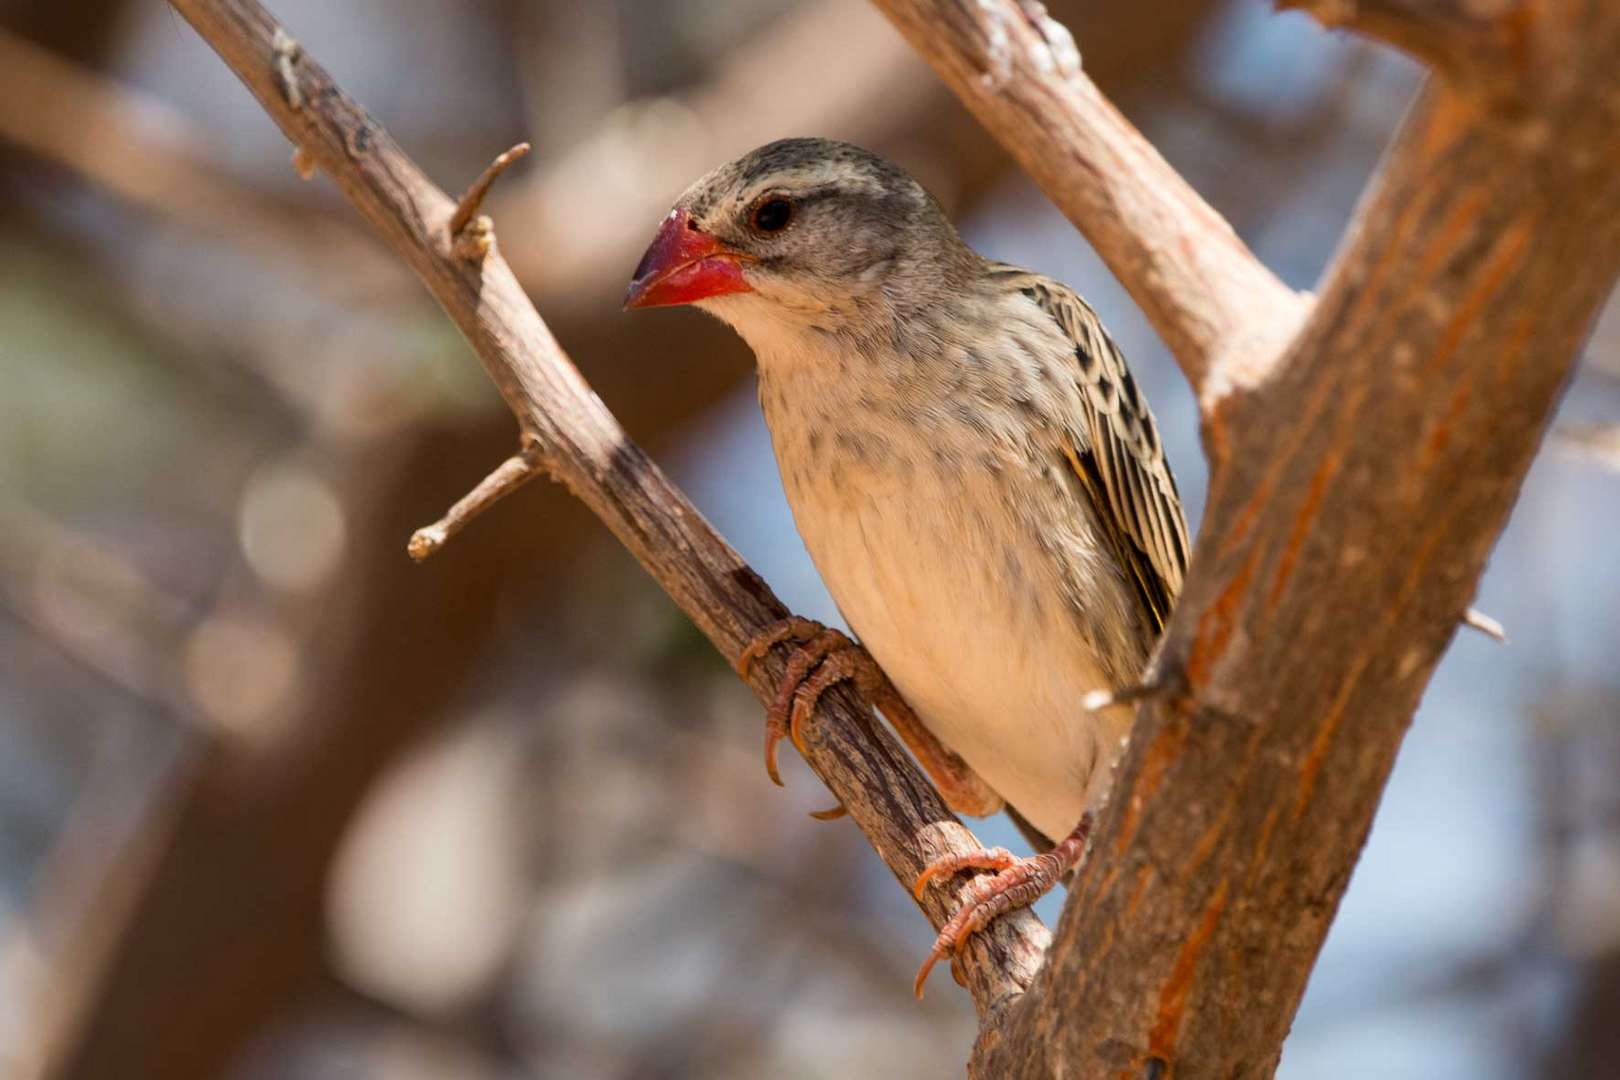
(912, 812), (1095, 998)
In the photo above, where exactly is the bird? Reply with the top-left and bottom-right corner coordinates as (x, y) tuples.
(624, 137), (1187, 996)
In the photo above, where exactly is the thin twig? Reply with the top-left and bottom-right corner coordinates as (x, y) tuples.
(408, 446), (544, 562)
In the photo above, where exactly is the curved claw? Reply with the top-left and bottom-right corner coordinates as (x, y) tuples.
(914, 943), (950, 999)
(913, 875), (1005, 998)
(911, 847), (1017, 900)
(788, 647), (867, 756)
(788, 691), (816, 757)
(735, 615), (822, 678)
(764, 629), (848, 773)
(763, 723), (786, 787)
(913, 848), (1010, 900)
(749, 622), (845, 785)
(808, 802), (848, 821)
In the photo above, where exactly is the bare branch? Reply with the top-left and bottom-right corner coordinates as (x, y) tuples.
(869, 0), (1310, 400)
(408, 446), (545, 562)
(167, 0), (1047, 1019)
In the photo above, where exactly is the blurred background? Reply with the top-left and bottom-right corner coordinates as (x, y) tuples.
(1, 1), (1617, 1077)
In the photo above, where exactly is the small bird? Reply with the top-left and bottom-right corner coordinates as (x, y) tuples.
(625, 138), (1187, 996)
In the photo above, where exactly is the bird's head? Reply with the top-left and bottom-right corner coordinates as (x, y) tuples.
(624, 138), (977, 346)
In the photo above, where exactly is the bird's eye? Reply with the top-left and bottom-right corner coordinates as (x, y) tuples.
(751, 196), (793, 233)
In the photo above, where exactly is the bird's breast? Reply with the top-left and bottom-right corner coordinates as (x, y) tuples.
(758, 368), (1132, 840)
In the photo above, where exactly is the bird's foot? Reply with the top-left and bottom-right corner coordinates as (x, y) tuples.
(737, 617), (1003, 819)
(735, 617), (875, 788)
(911, 812), (1094, 998)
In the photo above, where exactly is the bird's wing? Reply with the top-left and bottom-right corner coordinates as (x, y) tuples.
(989, 264), (1189, 631)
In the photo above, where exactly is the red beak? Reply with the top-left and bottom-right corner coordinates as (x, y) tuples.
(624, 209), (754, 310)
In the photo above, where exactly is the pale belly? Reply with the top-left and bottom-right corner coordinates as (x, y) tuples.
(782, 456), (1128, 842)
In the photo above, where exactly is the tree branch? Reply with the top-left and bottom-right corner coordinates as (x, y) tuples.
(869, 0), (1311, 400)
(951, 1), (1620, 1073)
(165, 0), (1047, 1019)
(407, 444), (543, 562)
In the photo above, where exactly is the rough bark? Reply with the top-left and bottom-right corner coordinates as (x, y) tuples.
(924, 1), (1620, 1076)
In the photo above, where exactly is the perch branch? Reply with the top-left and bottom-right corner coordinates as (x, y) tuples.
(166, 0), (1047, 1019)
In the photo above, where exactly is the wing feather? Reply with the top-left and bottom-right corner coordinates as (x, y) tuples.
(990, 264), (1189, 631)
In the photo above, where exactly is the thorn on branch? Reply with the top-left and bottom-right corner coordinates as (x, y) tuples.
(449, 141), (531, 259)
(291, 145), (316, 180)
(271, 28), (302, 109)
(408, 444), (545, 562)
(1462, 606), (1508, 643)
